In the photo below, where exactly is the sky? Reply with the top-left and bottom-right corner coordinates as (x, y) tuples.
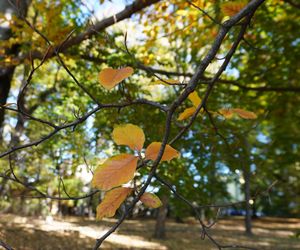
(83, 0), (126, 20)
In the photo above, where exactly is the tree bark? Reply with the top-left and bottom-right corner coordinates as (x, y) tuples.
(242, 137), (253, 235)
(0, 1), (15, 134)
(154, 194), (169, 239)
(243, 166), (252, 235)
(0, 1), (31, 200)
(0, 0), (31, 134)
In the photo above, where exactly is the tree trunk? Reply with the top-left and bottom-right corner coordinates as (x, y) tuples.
(154, 194), (169, 239)
(0, 1), (15, 135)
(243, 167), (252, 235)
(252, 199), (258, 219)
(0, 0), (31, 134)
(241, 136), (253, 235)
(0, 67), (14, 129)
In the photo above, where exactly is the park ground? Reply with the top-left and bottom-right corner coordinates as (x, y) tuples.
(0, 214), (299, 250)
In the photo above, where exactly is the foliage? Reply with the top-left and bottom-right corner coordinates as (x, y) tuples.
(0, 0), (300, 249)
(92, 123), (178, 218)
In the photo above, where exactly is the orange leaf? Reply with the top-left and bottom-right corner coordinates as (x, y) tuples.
(98, 67), (134, 90)
(232, 108), (257, 119)
(221, 1), (247, 16)
(145, 142), (180, 162)
(219, 109), (234, 119)
(92, 154), (138, 190)
(219, 108), (257, 119)
(178, 107), (197, 121)
(188, 91), (201, 107)
(140, 193), (162, 208)
(112, 124), (145, 151)
(96, 187), (133, 220)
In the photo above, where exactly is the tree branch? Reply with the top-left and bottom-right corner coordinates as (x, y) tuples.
(93, 1), (266, 249)
(11, 0), (161, 63)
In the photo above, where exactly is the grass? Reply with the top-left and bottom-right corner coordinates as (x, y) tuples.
(0, 213), (299, 249)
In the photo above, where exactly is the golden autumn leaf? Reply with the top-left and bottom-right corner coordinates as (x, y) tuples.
(232, 108), (257, 119)
(219, 109), (234, 119)
(96, 187), (133, 220)
(218, 108), (257, 119)
(188, 91), (201, 107)
(178, 107), (197, 121)
(140, 193), (162, 208)
(145, 142), (180, 162)
(112, 124), (145, 151)
(221, 1), (247, 16)
(98, 67), (134, 90)
(178, 92), (202, 121)
(92, 154), (138, 191)
(151, 79), (181, 86)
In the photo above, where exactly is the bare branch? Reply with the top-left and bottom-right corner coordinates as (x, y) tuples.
(93, 1), (266, 249)
(10, 0), (162, 63)
(0, 239), (14, 250)
(0, 99), (167, 159)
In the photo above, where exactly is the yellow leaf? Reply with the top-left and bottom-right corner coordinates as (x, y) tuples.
(140, 193), (162, 208)
(178, 107), (197, 121)
(232, 108), (257, 119)
(96, 187), (133, 220)
(98, 67), (134, 90)
(219, 109), (234, 119)
(188, 91), (201, 107)
(92, 154), (138, 190)
(221, 1), (247, 16)
(145, 142), (180, 162)
(151, 79), (181, 86)
(218, 108), (257, 119)
(112, 124), (145, 151)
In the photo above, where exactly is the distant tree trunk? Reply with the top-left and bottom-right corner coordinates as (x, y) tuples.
(0, 67), (14, 132)
(252, 199), (258, 219)
(0, 0), (31, 134)
(154, 194), (169, 239)
(0, 2), (15, 137)
(243, 166), (252, 235)
(87, 193), (93, 217)
(242, 137), (253, 235)
(0, 0), (30, 193)
(175, 216), (184, 223)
